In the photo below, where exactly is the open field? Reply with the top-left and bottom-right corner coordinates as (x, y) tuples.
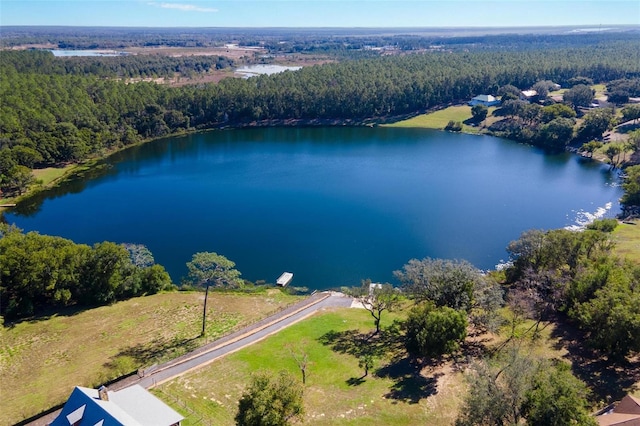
(31, 165), (75, 187)
(1, 163), (78, 208)
(154, 299), (640, 425)
(612, 219), (640, 263)
(593, 84), (608, 99)
(125, 46), (267, 60)
(153, 306), (599, 425)
(384, 105), (499, 133)
(154, 307), (467, 426)
(0, 290), (299, 426)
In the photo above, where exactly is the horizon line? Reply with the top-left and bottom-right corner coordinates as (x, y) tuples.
(2, 24), (639, 29)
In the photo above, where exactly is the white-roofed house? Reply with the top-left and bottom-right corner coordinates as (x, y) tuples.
(49, 385), (183, 426)
(468, 94), (500, 107)
(520, 90), (538, 101)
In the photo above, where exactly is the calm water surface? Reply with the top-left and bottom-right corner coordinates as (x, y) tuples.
(5, 127), (622, 289)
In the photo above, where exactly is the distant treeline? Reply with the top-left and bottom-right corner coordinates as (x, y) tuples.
(2, 25), (639, 55)
(0, 50), (233, 78)
(1, 40), (640, 196)
(0, 225), (174, 320)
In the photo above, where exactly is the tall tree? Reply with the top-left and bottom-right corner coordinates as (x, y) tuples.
(455, 349), (538, 426)
(532, 80), (555, 100)
(235, 371), (304, 426)
(348, 280), (400, 334)
(577, 108), (614, 142)
(186, 251), (242, 336)
(404, 302), (467, 358)
(621, 165), (640, 208)
(522, 361), (597, 426)
(604, 144), (622, 168)
(537, 117), (575, 151)
(186, 251), (242, 289)
(394, 257), (483, 312)
(563, 84), (594, 110)
(579, 140), (603, 158)
(471, 104), (488, 123)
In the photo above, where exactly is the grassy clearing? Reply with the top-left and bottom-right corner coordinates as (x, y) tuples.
(612, 219), (640, 264)
(0, 164), (78, 208)
(154, 308), (465, 426)
(0, 290), (299, 426)
(31, 165), (76, 187)
(154, 297), (640, 425)
(549, 88), (568, 96)
(385, 105), (499, 134)
(592, 84), (607, 98)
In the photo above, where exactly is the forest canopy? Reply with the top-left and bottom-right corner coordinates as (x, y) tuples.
(0, 224), (174, 320)
(1, 36), (640, 196)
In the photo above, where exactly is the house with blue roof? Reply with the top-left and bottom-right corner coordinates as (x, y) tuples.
(49, 385), (183, 426)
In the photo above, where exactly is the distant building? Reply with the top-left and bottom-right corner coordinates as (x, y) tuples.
(596, 394), (640, 426)
(468, 94), (500, 107)
(50, 385), (183, 426)
(520, 90), (538, 101)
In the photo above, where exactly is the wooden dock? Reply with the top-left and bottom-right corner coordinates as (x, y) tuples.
(276, 272), (293, 287)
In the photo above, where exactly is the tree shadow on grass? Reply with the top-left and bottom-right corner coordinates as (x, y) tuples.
(551, 320), (640, 403)
(376, 357), (442, 404)
(319, 325), (444, 403)
(346, 376), (366, 386)
(317, 322), (404, 359)
(104, 336), (201, 371)
(616, 122), (640, 134)
(3, 304), (94, 329)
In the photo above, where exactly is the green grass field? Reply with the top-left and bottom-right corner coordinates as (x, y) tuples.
(154, 308), (465, 426)
(612, 219), (640, 264)
(0, 290), (299, 425)
(0, 164), (76, 207)
(31, 165), (76, 187)
(384, 105), (499, 133)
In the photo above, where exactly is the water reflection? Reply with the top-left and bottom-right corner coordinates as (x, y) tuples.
(5, 127), (623, 289)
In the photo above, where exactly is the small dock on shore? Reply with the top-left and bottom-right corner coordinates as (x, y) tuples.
(276, 272), (293, 287)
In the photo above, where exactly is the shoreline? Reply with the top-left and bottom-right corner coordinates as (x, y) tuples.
(1, 104), (629, 215)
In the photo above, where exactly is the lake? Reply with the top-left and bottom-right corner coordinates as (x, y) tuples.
(50, 49), (129, 57)
(235, 64), (302, 78)
(5, 127), (622, 290)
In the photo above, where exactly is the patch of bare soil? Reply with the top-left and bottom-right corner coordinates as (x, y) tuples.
(125, 46), (266, 60)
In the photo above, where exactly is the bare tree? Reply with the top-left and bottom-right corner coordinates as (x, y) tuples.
(287, 343), (310, 385)
(348, 280), (400, 334)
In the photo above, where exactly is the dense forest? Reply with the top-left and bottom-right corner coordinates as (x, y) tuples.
(2, 37), (639, 197)
(0, 224), (174, 319)
(3, 29), (640, 425)
(2, 25), (639, 54)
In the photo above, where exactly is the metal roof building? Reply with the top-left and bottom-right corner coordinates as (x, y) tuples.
(49, 385), (183, 426)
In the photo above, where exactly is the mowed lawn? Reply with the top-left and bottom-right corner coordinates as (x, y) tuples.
(31, 165), (75, 187)
(154, 308), (465, 426)
(384, 105), (500, 133)
(0, 290), (299, 426)
(612, 219), (640, 263)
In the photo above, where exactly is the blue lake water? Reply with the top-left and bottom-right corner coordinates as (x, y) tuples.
(5, 127), (622, 289)
(50, 49), (129, 57)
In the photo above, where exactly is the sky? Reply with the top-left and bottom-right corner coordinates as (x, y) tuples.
(1, 0), (639, 28)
